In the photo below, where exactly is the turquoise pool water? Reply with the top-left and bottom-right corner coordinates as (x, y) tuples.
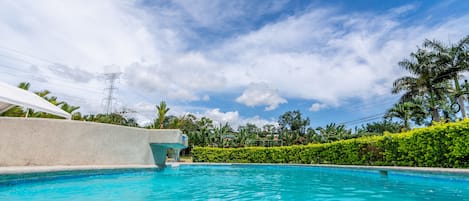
(1, 165), (468, 200)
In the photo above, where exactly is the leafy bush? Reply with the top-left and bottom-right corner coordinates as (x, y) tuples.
(192, 120), (469, 168)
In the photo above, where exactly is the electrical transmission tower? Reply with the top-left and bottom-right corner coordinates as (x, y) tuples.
(103, 72), (121, 114)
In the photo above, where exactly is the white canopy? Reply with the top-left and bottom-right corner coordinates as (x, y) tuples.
(0, 81), (71, 119)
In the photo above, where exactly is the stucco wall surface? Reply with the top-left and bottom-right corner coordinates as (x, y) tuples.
(0, 117), (186, 166)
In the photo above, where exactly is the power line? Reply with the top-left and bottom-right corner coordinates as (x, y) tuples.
(0, 53), (39, 67)
(343, 116), (384, 127)
(344, 97), (399, 113)
(0, 47), (103, 93)
(0, 66), (103, 94)
(0, 46), (57, 65)
(338, 112), (386, 125)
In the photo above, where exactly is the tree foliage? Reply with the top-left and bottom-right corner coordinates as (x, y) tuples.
(278, 110), (310, 134)
(6, 34), (469, 160)
(355, 120), (402, 135)
(389, 35), (469, 127)
(155, 101), (170, 129)
(193, 119), (469, 168)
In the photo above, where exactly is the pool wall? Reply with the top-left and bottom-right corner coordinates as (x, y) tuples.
(0, 118), (187, 167)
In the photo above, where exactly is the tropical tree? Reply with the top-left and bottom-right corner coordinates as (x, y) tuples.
(278, 110), (310, 134)
(239, 123), (261, 138)
(89, 113), (129, 125)
(423, 36), (469, 118)
(384, 101), (425, 130)
(355, 120), (403, 135)
(197, 117), (214, 131)
(385, 102), (411, 130)
(305, 128), (321, 144)
(261, 124), (276, 137)
(35, 90), (51, 99)
(189, 130), (207, 147)
(155, 101), (170, 129)
(316, 123), (351, 143)
(211, 123), (232, 147)
(278, 129), (299, 146)
(166, 114), (198, 134)
(234, 126), (257, 147)
(60, 103), (80, 114)
(392, 48), (447, 122)
(185, 116), (215, 148)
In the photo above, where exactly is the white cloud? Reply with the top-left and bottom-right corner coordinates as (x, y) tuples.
(128, 102), (155, 126)
(1, 1), (469, 124)
(127, 101), (211, 126)
(309, 103), (328, 112)
(240, 116), (278, 128)
(203, 108), (239, 126)
(236, 82), (287, 111)
(217, 8), (469, 105)
(0, 0), (164, 114)
(48, 64), (95, 83)
(124, 53), (227, 101)
(0, 1), (162, 71)
(200, 108), (276, 129)
(102, 99), (276, 128)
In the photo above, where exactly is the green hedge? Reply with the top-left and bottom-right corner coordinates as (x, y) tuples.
(192, 120), (469, 168)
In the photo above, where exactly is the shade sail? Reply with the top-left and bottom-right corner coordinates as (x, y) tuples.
(0, 81), (71, 119)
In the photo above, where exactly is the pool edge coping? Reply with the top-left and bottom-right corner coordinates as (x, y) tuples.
(0, 165), (159, 175)
(169, 162), (469, 174)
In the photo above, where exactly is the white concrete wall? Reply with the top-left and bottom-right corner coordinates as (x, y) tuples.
(0, 117), (186, 167)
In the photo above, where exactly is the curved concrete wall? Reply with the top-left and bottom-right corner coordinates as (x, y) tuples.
(0, 117), (187, 167)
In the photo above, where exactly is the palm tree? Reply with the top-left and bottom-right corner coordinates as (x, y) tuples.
(35, 90), (51, 99)
(385, 102), (412, 130)
(423, 35), (469, 118)
(384, 101), (425, 130)
(60, 103), (80, 114)
(155, 101), (170, 129)
(392, 48), (446, 122)
(212, 124), (226, 147)
(236, 128), (249, 147)
(279, 130), (298, 146)
(44, 96), (63, 106)
(316, 123), (351, 142)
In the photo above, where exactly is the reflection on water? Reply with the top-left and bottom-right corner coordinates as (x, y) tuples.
(0, 165), (468, 201)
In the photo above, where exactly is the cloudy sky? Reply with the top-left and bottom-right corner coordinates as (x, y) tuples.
(1, 0), (468, 128)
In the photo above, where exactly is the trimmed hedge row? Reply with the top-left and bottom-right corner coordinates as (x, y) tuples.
(192, 120), (469, 168)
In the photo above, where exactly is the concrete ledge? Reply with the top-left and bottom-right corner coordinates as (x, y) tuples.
(0, 117), (187, 167)
(148, 129), (188, 148)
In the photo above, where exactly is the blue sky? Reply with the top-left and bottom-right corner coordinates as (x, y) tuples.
(0, 0), (468, 128)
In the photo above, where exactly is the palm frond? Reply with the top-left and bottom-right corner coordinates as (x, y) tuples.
(392, 76), (417, 94)
(423, 39), (446, 52)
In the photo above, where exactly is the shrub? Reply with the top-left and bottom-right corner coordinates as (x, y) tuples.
(192, 120), (469, 168)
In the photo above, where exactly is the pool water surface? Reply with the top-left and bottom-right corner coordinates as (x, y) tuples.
(0, 165), (468, 201)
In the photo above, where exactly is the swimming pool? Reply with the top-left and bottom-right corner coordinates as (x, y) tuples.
(1, 164), (468, 200)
